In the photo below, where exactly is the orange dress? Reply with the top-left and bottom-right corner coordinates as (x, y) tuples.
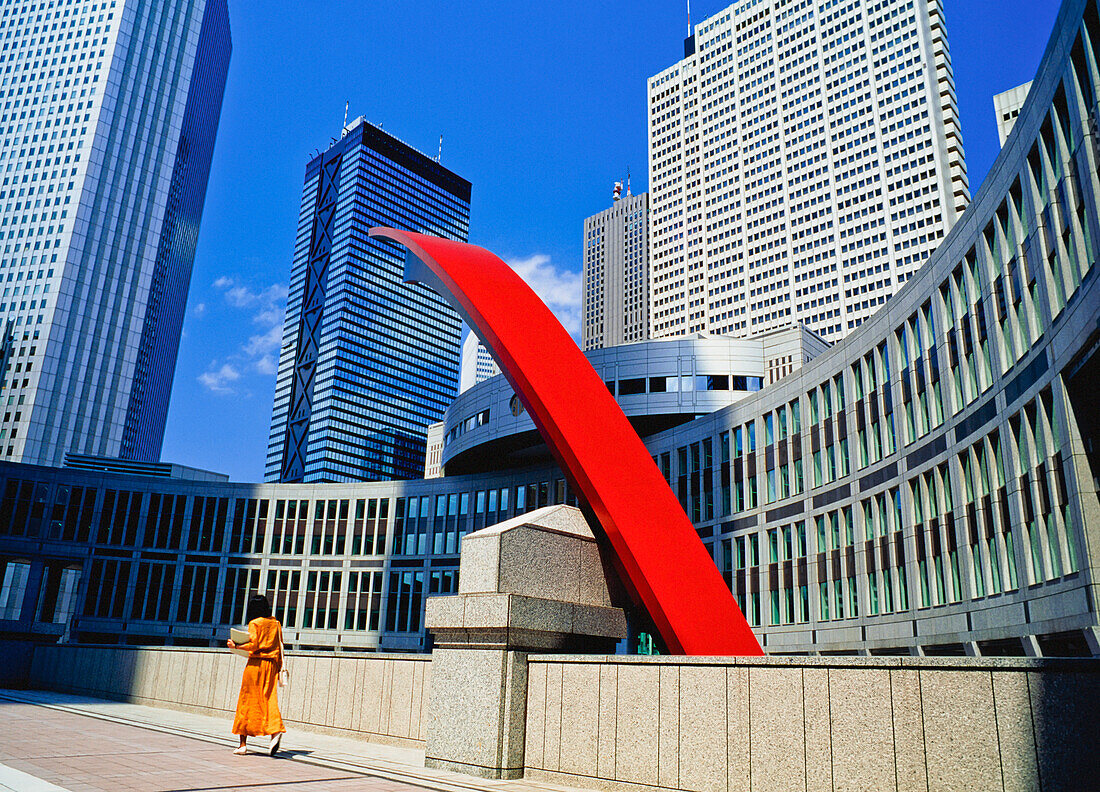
(231, 617), (286, 736)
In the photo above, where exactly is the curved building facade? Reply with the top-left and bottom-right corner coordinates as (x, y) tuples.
(1, 0), (1100, 658)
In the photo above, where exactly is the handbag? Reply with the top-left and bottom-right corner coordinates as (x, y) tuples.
(278, 629), (291, 689)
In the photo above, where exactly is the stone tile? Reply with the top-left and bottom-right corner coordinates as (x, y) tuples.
(801, 667), (831, 792)
(890, 669), (927, 792)
(505, 594), (571, 634)
(525, 660), (547, 770)
(992, 671), (1038, 792)
(726, 666), (749, 792)
(388, 657), (414, 739)
(70, 648), (90, 696)
(830, 667), (894, 792)
(408, 660), (424, 741)
(571, 604), (627, 640)
(542, 662), (564, 772)
(596, 663), (617, 780)
(379, 658), (393, 735)
(460, 593), (511, 629)
(311, 656), (334, 726)
(419, 661), (432, 742)
(499, 525), (581, 603)
(332, 655), (356, 731)
(500, 651), (528, 774)
(424, 595), (464, 629)
(657, 664), (679, 789)
(191, 651), (213, 710)
(575, 541), (616, 608)
(86, 649), (107, 696)
(216, 652), (239, 715)
(423, 648), (506, 771)
(164, 652), (186, 705)
(127, 650), (148, 700)
(921, 669), (1001, 791)
(148, 650), (167, 702)
(613, 663), (658, 787)
(559, 662), (599, 777)
(457, 534), (501, 594)
(748, 666), (804, 792)
(358, 659), (384, 735)
(1027, 670), (1100, 790)
(677, 665), (725, 792)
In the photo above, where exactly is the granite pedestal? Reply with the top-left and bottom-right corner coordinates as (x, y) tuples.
(423, 505), (626, 779)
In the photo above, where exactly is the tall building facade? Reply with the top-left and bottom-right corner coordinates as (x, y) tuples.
(266, 118), (471, 484)
(0, 0), (231, 465)
(647, 0), (969, 343)
(458, 332), (498, 394)
(994, 82), (1033, 145)
(582, 185), (649, 350)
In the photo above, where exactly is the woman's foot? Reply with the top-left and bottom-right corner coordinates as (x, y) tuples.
(269, 733), (282, 756)
(233, 745), (248, 755)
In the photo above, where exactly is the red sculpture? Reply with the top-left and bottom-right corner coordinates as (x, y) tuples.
(370, 228), (763, 656)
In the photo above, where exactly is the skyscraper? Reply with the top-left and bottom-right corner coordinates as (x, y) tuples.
(647, 0), (969, 342)
(458, 332), (498, 394)
(0, 0), (231, 465)
(994, 82), (1033, 145)
(582, 183), (649, 350)
(267, 117), (471, 483)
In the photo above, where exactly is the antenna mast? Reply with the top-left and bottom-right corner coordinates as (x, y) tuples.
(687, 0), (692, 37)
(341, 102), (349, 136)
(438, 133), (443, 162)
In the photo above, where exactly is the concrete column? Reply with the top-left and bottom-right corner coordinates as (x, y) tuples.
(423, 505), (626, 779)
(1021, 634), (1042, 657)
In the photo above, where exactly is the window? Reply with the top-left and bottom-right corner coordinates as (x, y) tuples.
(0, 560), (30, 620)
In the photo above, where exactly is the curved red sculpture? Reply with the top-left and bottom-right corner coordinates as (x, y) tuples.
(370, 228), (762, 656)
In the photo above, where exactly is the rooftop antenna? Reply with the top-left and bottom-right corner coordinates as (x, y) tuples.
(627, 167), (632, 196)
(341, 101), (349, 136)
(687, 0), (692, 37)
(438, 133), (443, 162)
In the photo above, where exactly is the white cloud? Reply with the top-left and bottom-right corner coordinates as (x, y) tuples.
(505, 254), (582, 341)
(192, 302), (206, 318)
(214, 277), (287, 320)
(198, 275), (288, 394)
(244, 324), (282, 357)
(255, 354), (278, 376)
(198, 363), (241, 395)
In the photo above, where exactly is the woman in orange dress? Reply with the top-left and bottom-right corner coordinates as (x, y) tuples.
(227, 594), (286, 755)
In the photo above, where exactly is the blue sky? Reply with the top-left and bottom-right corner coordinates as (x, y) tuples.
(161, 0), (1062, 481)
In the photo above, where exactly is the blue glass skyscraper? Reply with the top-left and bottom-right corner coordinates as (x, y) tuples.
(266, 118), (470, 483)
(0, 0), (231, 465)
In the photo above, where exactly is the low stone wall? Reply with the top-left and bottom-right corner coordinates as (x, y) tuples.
(29, 645), (430, 747)
(524, 654), (1100, 792)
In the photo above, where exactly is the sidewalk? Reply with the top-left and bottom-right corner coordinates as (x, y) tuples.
(0, 689), (582, 792)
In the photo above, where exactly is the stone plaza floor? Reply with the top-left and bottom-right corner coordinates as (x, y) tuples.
(0, 690), (582, 792)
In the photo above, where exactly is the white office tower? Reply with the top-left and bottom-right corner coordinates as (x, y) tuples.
(994, 82), (1033, 145)
(582, 183), (649, 350)
(458, 332), (498, 394)
(0, 0), (231, 465)
(647, 0), (969, 342)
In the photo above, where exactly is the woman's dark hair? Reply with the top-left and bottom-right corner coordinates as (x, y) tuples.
(245, 594), (272, 623)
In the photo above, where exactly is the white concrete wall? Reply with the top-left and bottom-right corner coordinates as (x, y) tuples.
(524, 654), (1100, 792)
(29, 645), (431, 747)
